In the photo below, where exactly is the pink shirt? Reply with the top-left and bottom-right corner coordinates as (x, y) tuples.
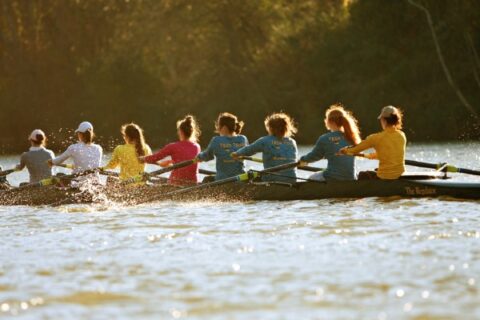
(144, 140), (200, 185)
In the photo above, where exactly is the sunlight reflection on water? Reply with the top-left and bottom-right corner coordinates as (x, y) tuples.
(0, 143), (479, 319)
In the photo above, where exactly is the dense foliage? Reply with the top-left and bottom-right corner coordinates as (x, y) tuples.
(1, 0), (479, 152)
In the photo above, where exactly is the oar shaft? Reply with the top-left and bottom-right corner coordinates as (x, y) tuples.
(0, 169), (17, 177)
(240, 156), (321, 172)
(199, 169), (215, 175)
(147, 159), (197, 177)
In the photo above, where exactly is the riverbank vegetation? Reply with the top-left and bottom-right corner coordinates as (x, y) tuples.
(1, 0), (479, 152)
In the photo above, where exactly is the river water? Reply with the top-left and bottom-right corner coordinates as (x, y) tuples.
(0, 143), (479, 319)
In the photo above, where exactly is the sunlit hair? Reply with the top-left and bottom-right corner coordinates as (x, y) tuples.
(264, 112), (297, 138)
(30, 134), (46, 147)
(122, 123), (147, 157)
(78, 130), (94, 144)
(382, 106), (404, 129)
(325, 103), (361, 145)
(177, 115), (201, 142)
(215, 112), (244, 134)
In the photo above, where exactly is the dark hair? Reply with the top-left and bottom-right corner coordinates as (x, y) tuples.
(122, 123), (147, 157)
(177, 115), (201, 142)
(216, 112), (244, 134)
(78, 130), (94, 144)
(31, 134), (46, 146)
(264, 112), (297, 138)
(383, 108), (403, 129)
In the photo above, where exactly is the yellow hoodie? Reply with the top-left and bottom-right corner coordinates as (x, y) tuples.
(344, 128), (406, 179)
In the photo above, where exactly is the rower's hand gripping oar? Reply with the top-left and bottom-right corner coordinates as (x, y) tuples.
(238, 156), (322, 173)
(15, 167), (101, 189)
(123, 159), (198, 185)
(0, 168), (20, 177)
(163, 161), (301, 197)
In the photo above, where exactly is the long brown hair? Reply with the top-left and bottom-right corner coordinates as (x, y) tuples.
(264, 112), (297, 138)
(215, 112), (244, 134)
(78, 130), (94, 144)
(177, 115), (201, 142)
(325, 104), (361, 145)
(122, 123), (147, 157)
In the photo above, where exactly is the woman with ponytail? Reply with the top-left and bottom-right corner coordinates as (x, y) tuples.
(104, 123), (152, 181)
(300, 104), (361, 181)
(141, 115), (201, 185)
(197, 112), (248, 180)
(340, 106), (406, 180)
(16, 129), (55, 183)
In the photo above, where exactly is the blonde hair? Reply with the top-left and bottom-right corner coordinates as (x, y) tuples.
(325, 104), (361, 145)
(264, 112), (297, 138)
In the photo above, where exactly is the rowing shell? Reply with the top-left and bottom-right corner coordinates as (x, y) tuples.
(0, 178), (479, 206)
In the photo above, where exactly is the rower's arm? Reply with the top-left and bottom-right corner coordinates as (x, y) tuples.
(235, 137), (265, 157)
(300, 137), (325, 163)
(197, 138), (216, 162)
(17, 154), (27, 171)
(51, 147), (72, 165)
(104, 146), (120, 169)
(144, 144), (171, 164)
(344, 134), (376, 155)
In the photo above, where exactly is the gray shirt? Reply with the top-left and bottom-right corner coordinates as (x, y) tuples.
(19, 147), (55, 183)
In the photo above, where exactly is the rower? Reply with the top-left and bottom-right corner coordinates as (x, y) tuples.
(339, 106), (406, 180)
(103, 123), (152, 182)
(232, 112), (298, 182)
(16, 129), (55, 183)
(299, 104), (361, 181)
(140, 115), (201, 185)
(196, 113), (248, 181)
(48, 121), (103, 175)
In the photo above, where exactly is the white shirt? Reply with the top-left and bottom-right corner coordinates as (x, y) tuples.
(52, 142), (103, 173)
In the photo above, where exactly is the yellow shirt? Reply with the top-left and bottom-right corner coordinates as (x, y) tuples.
(105, 144), (152, 181)
(345, 128), (406, 179)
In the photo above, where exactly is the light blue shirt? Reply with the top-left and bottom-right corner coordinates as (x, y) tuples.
(301, 131), (356, 180)
(198, 135), (248, 180)
(235, 135), (297, 182)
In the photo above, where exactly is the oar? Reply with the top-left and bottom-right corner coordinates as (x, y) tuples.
(54, 163), (75, 169)
(350, 153), (480, 176)
(15, 168), (100, 189)
(239, 156), (322, 173)
(163, 161), (300, 197)
(0, 168), (19, 177)
(123, 159), (198, 184)
(199, 168), (215, 175)
(54, 163), (119, 177)
(405, 159), (480, 176)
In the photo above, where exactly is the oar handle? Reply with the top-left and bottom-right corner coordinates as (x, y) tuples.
(0, 168), (19, 177)
(54, 163), (75, 169)
(199, 169), (215, 175)
(147, 159), (197, 177)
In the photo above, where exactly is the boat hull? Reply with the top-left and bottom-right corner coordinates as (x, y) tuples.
(0, 179), (479, 206)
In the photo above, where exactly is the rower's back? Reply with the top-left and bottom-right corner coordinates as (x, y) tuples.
(369, 127), (406, 179)
(20, 147), (54, 183)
